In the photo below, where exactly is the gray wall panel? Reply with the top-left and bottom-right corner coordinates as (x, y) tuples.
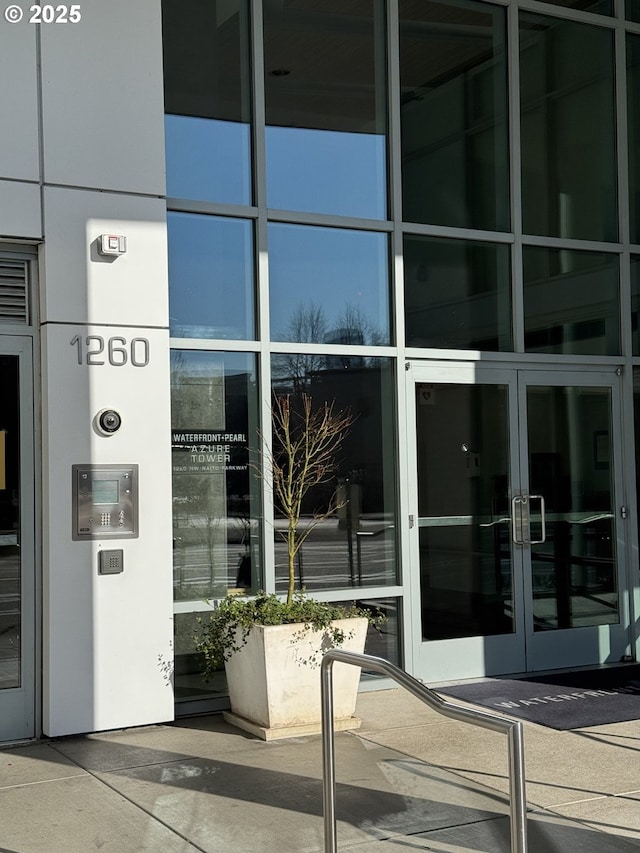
(0, 21), (39, 181)
(40, 0), (166, 195)
(0, 181), (42, 238)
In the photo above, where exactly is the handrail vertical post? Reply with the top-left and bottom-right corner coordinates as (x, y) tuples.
(321, 657), (337, 853)
(321, 650), (528, 853)
(508, 722), (528, 853)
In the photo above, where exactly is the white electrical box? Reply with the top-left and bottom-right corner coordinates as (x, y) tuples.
(98, 234), (127, 256)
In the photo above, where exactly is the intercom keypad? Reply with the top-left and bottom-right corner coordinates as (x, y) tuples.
(72, 464), (139, 540)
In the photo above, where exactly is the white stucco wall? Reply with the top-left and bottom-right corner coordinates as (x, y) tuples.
(40, 188), (168, 326)
(42, 324), (173, 735)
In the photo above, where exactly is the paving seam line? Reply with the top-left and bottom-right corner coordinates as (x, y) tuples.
(49, 743), (209, 853)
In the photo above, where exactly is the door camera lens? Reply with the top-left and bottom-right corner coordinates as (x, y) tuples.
(96, 409), (122, 435)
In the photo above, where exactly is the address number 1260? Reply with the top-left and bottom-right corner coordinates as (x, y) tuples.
(70, 335), (150, 367)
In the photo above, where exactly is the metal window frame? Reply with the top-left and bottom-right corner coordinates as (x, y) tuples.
(166, 0), (640, 673)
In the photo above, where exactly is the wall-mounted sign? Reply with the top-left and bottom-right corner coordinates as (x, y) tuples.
(171, 430), (248, 474)
(70, 335), (150, 367)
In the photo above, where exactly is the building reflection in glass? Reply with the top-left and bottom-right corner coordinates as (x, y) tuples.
(271, 354), (398, 592)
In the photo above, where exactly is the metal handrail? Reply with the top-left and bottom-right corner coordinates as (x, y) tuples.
(321, 651), (527, 853)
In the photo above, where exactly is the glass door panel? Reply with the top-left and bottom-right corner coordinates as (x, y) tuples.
(0, 358), (21, 691)
(520, 374), (628, 671)
(0, 344), (35, 742)
(416, 383), (514, 641)
(409, 364), (525, 681)
(527, 386), (617, 631)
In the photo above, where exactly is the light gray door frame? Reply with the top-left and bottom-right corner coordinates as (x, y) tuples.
(408, 360), (632, 682)
(0, 336), (36, 741)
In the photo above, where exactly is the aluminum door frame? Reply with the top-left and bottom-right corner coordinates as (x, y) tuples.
(407, 361), (631, 683)
(407, 360), (526, 682)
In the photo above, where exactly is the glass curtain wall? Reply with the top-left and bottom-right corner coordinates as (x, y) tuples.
(164, 1), (640, 706)
(164, 0), (399, 709)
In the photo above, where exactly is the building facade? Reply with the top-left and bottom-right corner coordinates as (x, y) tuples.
(1, 0), (640, 742)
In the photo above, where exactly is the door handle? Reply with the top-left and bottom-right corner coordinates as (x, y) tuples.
(511, 494), (546, 545)
(511, 495), (525, 544)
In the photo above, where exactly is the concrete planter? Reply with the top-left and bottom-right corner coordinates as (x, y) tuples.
(222, 617), (368, 740)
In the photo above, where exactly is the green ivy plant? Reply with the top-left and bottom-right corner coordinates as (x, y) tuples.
(195, 592), (385, 680)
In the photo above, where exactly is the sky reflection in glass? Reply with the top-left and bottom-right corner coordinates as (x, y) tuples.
(168, 212), (254, 340)
(269, 223), (390, 346)
(165, 115), (251, 205)
(266, 127), (386, 219)
(263, 0), (387, 220)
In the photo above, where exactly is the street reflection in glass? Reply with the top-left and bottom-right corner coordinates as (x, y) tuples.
(171, 351), (261, 603)
(329, 597), (401, 668)
(271, 356), (397, 592)
(527, 386), (619, 631)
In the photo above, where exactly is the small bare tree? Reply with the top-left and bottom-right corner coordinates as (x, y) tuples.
(263, 393), (353, 606)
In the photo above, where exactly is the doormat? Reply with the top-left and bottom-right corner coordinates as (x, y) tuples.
(435, 665), (640, 730)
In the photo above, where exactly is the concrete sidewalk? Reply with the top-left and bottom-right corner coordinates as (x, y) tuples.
(0, 687), (638, 852)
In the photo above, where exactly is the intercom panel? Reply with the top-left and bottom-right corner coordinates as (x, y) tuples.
(72, 464), (139, 540)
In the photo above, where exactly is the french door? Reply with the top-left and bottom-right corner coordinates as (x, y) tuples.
(0, 339), (35, 741)
(408, 362), (631, 682)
